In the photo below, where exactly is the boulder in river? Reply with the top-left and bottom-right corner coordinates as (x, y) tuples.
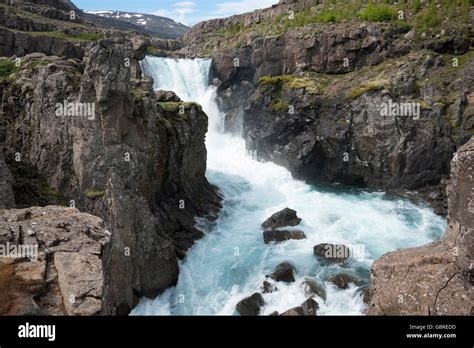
(327, 273), (359, 289)
(261, 208), (301, 229)
(236, 293), (265, 316)
(313, 243), (351, 263)
(263, 230), (306, 244)
(302, 277), (327, 302)
(270, 262), (296, 283)
(280, 298), (319, 316)
(261, 280), (277, 293)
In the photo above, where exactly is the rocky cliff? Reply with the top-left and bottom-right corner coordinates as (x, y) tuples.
(0, 4), (221, 314)
(368, 137), (473, 315)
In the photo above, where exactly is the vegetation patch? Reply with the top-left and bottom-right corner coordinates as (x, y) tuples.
(270, 100), (289, 112)
(359, 4), (396, 22)
(0, 60), (20, 80)
(27, 30), (104, 42)
(84, 189), (106, 199)
(347, 78), (390, 99)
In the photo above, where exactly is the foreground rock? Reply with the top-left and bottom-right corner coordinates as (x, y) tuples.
(261, 208), (301, 229)
(0, 206), (109, 315)
(280, 298), (319, 316)
(263, 230), (306, 244)
(236, 293), (264, 316)
(368, 138), (474, 315)
(314, 243), (351, 263)
(270, 262), (296, 283)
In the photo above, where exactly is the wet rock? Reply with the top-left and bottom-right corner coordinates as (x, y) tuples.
(300, 298), (319, 315)
(302, 277), (327, 302)
(270, 262), (296, 283)
(261, 280), (277, 293)
(280, 298), (319, 316)
(155, 90), (182, 102)
(314, 243), (351, 263)
(263, 230), (306, 244)
(280, 306), (304, 316)
(236, 293), (265, 316)
(328, 274), (359, 290)
(261, 208), (301, 229)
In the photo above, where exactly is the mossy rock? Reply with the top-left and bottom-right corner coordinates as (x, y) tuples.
(347, 78), (390, 100)
(83, 189), (106, 199)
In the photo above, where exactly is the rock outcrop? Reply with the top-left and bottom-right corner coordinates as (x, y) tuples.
(270, 262), (296, 283)
(0, 206), (109, 315)
(236, 292), (265, 316)
(263, 229), (306, 244)
(1, 37), (221, 315)
(368, 137), (473, 315)
(261, 207), (301, 229)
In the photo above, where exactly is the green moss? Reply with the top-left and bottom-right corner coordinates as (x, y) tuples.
(259, 75), (293, 86)
(270, 100), (289, 112)
(347, 78), (390, 99)
(38, 181), (64, 200)
(147, 46), (161, 56)
(0, 60), (20, 80)
(84, 189), (106, 199)
(130, 88), (149, 103)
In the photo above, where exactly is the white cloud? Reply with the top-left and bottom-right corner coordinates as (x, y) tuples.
(214, 0), (279, 16)
(173, 2), (196, 7)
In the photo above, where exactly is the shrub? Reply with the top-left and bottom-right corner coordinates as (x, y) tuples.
(0, 60), (19, 79)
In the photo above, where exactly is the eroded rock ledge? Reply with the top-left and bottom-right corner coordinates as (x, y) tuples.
(368, 137), (473, 315)
(0, 206), (109, 315)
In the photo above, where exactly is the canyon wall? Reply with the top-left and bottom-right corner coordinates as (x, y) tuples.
(368, 137), (473, 315)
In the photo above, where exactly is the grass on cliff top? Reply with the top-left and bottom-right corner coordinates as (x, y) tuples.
(195, 0), (472, 53)
(27, 31), (104, 42)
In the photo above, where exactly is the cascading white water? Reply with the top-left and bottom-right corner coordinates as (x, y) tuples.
(131, 57), (446, 315)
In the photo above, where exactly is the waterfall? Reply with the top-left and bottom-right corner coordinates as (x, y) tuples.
(132, 57), (446, 315)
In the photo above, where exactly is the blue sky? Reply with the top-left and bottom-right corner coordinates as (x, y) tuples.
(74, 0), (279, 26)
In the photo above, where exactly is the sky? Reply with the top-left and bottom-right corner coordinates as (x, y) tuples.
(74, 0), (280, 26)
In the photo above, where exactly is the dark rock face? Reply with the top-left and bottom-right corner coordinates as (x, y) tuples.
(261, 208), (301, 229)
(242, 51), (473, 205)
(236, 292), (265, 316)
(155, 90), (182, 102)
(327, 274), (359, 290)
(271, 262), (296, 283)
(314, 243), (351, 263)
(0, 206), (109, 315)
(368, 138), (474, 315)
(263, 230), (306, 244)
(0, 38), (221, 315)
(0, 152), (15, 209)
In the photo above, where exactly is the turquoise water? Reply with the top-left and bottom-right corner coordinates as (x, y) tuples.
(131, 57), (446, 315)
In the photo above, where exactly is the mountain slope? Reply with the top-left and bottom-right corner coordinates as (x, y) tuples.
(86, 10), (190, 39)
